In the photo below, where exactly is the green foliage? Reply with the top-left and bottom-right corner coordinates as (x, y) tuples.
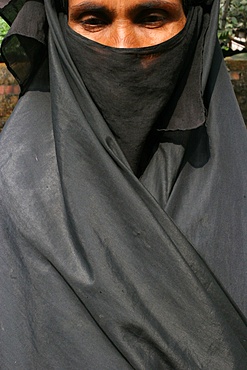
(219, 0), (247, 50)
(0, 18), (9, 45)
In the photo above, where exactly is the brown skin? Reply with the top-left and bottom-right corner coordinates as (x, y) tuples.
(68, 0), (187, 48)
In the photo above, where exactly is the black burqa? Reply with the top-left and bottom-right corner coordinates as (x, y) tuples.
(0, 0), (247, 369)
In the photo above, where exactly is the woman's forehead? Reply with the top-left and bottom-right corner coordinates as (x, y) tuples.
(68, 0), (184, 12)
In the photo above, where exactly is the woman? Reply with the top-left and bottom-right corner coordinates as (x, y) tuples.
(0, 0), (247, 368)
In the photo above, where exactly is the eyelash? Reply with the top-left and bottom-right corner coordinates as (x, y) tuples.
(80, 16), (107, 25)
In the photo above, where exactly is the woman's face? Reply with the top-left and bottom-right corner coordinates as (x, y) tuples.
(68, 0), (187, 48)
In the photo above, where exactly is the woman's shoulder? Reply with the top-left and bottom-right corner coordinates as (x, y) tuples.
(0, 90), (52, 150)
(0, 90), (57, 199)
(0, 90), (62, 245)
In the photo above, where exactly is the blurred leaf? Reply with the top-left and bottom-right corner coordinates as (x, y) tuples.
(0, 18), (10, 45)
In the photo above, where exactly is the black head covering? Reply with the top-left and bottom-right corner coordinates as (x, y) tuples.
(0, 0), (247, 368)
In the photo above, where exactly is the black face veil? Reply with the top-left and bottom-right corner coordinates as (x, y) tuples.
(0, 0), (247, 369)
(62, 7), (202, 176)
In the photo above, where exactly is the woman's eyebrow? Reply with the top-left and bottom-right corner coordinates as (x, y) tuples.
(69, 1), (116, 15)
(128, 0), (180, 15)
(70, 1), (115, 20)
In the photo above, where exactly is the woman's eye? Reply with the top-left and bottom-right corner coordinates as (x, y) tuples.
(137, 12), (168, 28)
(70, 12), (110, 32)
(79, 15), (109, 31)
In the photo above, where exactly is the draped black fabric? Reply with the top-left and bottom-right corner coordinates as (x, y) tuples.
(0, 0), (247, 369)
